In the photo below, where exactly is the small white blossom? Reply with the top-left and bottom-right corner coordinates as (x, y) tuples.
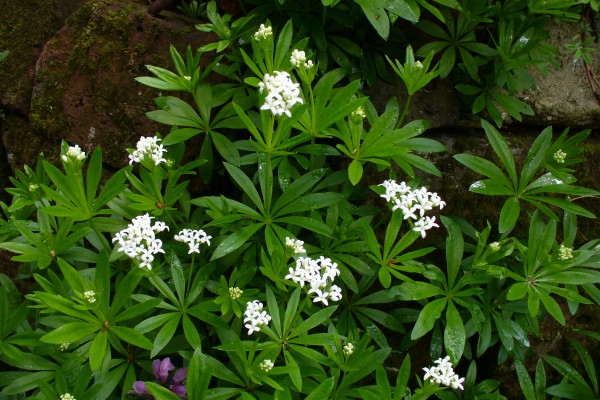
(285, 237), (306, 254)
(60, 394), (76, 400)
(83, 290), (96, 304)
(259, 359), (274, 372)
(128, 136), (167, 166)
(414, 60), (423, 70)
(243, 300), (271, 335)
(258, 71), (303, 117)
(558, 244), (573, 260)
(554, 149), (567, 164)
(174, 228), (212, 254)
(229, 287), (243, 300)
(29, 183), (39, 192)
(183, 75), (191, 81)
(290, 49), (313, 69)
(59, 342), (69, 351)
(112, 214), (169, 270)
(61, 145), (86, 163)
(422, 356), (465, 390)
(351, 106), (366, 120)
(379, 180), (445, 238)
(253, 24), (272, 41)
(343, 343), (354, 356)
(489, 242), (501, 251)
(285, 256), (342, 305)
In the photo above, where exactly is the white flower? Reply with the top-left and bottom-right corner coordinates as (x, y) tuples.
(83, 290), (96, 304)
(60, 394), (76, 400)
(553, 149), (567, 164)
(285, 256), (342, 305)
(558, 244), (573, 260)
(259, 359), (274, 372)
(174, 228), (212, 254)
(258, 71), (303, 117)
(285, 237), (306, 254)
(128, 136), (167, 166)
(229, 287), (243, 300)
(343, 343), (354, 356)
(112, 214), (169, 270)
(489, 242), (501, 252)
(422, 356), (464, 390)
(413, 216), (439, 239)
(290, 49), (313, 69)
(243, 300), (271, 335)
(59, 342), (69, 351)
(351, 106), (366, 121)
(28, 183), (39, 192)
(379, 180), (444, 238)
(61, 145), (86, 163)
(253, 24), (272, 41)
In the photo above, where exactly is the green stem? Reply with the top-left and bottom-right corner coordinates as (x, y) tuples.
(186, 253), (196, 301)
(308, 84), (317, 170)
(396, 94), (412, 129)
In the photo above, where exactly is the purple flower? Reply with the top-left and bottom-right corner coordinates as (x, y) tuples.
(153, 357), (174, 383)
(133, 381), (148, 394)
(133, 358), (187, 399)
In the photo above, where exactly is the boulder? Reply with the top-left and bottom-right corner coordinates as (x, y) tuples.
(23, 0), (218, 169)
(518, 21), (600, 128)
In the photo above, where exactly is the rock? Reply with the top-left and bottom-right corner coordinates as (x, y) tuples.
(0, 0), (85, 116)
(21, 0), (219, 169)
(518, 21), (600, 128)
(365, 78), (460, 129)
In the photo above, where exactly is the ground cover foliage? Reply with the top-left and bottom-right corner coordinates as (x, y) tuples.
(0, 0), (599, 399)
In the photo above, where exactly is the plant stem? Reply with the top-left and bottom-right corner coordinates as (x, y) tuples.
(396, 94), (412, 129)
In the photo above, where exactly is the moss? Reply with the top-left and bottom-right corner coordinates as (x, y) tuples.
(0, 0), (61, 104)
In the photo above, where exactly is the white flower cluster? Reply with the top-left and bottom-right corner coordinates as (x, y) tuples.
(379, 180), (446, 238)
(173, 229), (211, 254)
(351, 106), (366, 120)
(129, 136), (167, 166)
(229, 286), (243, 300)
(243, 300), (271, 335)
(285, 256), (342, 306)
(290, 49), (313, 69)
(554, 149), (567, 164)
(343, 343), (354, 356)
(285, 237), (306, 254)
(259, 359), (274, 372)
(258, 71), (303, 117)
(59, 342), (69, 351)
(62, 145), (86, 163)
(112, 214), (169, 270)
(558, 244), (573, 260)
(422, 356), (465, 390)
(489, 242), (501, 252)
(83, 290), (96, 304)
(253, 24), (272, 41)
(60, 394), (76, 400)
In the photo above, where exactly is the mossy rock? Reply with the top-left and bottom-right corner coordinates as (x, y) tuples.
(14, 0), (217, 168)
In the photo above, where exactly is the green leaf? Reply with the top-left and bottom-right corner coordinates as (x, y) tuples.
(507, 282), (528, 301)
(411, 298), (447, 340)
(355, 0), (390, 40)
(89, 331), (108, 371)
(442, 216), (463, 289)
(348, 160), (363, 185)
(146, 382), (183, 400)
(515, 359), (536, 400)
(211, 132), (240, 166)
(210, 223), (263, 261)
(111, 326), (153, 350)
(481, 119), (517, 187)
(499, 197), (520, 234)
(151, 315), (181, 357)
(305, 377), (334, 400)
(40, 322), (99, 344)
(290, 306), (337, 338)
(444, 301), (465, 364)
(224, 163), (265, 214)
(187, 348), (212, 400)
